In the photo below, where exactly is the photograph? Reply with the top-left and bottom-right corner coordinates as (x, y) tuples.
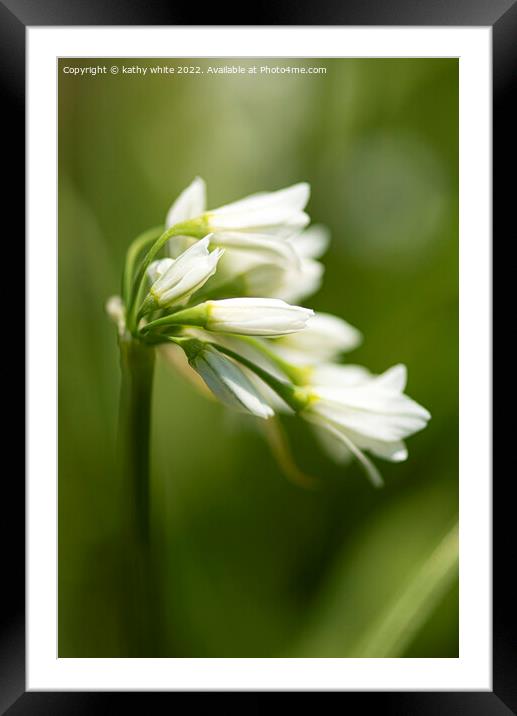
(58, 57), (459, 659)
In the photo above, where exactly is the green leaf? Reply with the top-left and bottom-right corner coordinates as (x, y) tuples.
(352, 522), (458, 657)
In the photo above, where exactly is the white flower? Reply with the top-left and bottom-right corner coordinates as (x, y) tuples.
(208, 183), (310, 237)
(212, 225), (330, 301)
(188, 343), (273, 419)
(270, 312), (362, 364)
(165, 178), (310, 263)
(148, 237), (223, 308)
(302, 364), (431, 485)
(307, 364), (382, 464)
(205, 298), (314, 336)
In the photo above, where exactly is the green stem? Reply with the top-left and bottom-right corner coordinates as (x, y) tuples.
(140, 303), (208, 334)
(117, 336), (156, 654)
(236, 335), (312, 385)
(122, 225), (164, 306)
(118, 337), (155, 543)
(214, 342), (305, 410)
(127, 218), (208, 332)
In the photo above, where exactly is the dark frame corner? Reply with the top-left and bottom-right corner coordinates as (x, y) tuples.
(3, 0), (507, 712)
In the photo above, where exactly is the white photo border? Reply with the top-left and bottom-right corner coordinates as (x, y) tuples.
(27, 26), (491, 691)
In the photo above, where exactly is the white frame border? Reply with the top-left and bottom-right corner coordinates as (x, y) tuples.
(27, 26), (491, 691)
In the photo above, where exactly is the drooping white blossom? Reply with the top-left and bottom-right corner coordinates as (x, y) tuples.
(165, 179), (311, 263)
(301, 364), (431, 485)
(202, 331), (295, 413)
(188, 343), (273, 419)
(110, 176), (432, 489)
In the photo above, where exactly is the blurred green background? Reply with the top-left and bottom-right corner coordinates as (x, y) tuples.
(58, 58), (458, 657)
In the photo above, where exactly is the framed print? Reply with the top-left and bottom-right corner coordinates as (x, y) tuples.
(2, 0), (508, 711)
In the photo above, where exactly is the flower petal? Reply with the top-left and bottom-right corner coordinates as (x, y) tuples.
(272, 258), (324, 303)
(311, 363), (372, 387)
(307, 416), (383, 487)
(212, 231), (299, 266)
(287, 225), (330, 260)
(213, 182), (309, 215)
(166, 176), (206, 228)
(272, 312), (363, 363)
(147, 257), (174, 284)
(209, 183), (310, 236)
(373, 364), (408, 392)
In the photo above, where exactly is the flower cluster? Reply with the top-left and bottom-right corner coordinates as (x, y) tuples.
(107, 178), (430, 486)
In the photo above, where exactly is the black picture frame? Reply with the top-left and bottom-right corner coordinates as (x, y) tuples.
(3, 1), (505, 712)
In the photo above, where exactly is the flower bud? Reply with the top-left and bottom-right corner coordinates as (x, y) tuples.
(185, 342), (273, 419)
(205, 298), (314, 336)
(148, 236), (223, 308)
